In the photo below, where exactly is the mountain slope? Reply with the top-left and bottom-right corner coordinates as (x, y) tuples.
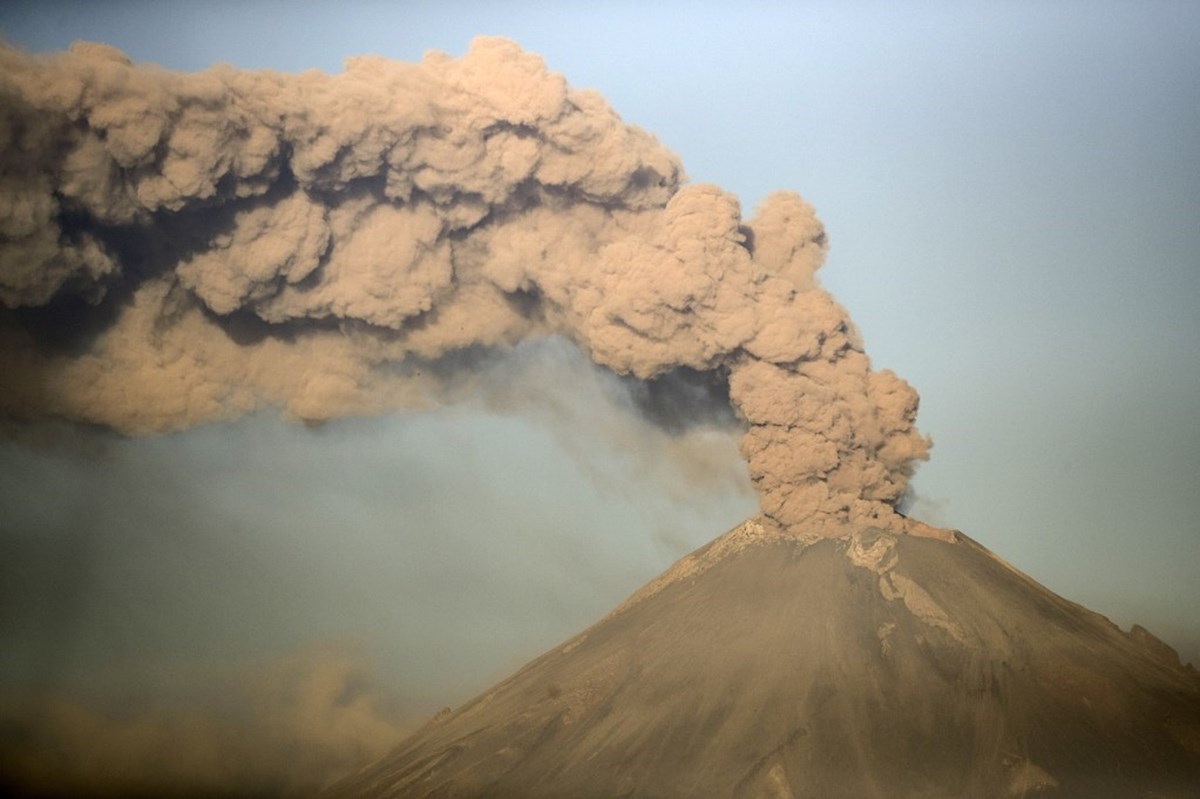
(329, 519), (1200, 798)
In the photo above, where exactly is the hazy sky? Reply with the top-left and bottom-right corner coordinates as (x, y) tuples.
(1, 0), (1197, 736)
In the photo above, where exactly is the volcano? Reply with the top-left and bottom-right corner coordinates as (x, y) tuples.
(330, 518), (1200, 798)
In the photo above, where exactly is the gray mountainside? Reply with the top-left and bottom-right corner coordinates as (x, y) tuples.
(328, 518), (1200, 799)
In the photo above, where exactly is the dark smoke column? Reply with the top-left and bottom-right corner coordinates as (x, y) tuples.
(0, 37), (927, 537)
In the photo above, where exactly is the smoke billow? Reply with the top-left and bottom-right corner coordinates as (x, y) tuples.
(0, 36), (928, 536)
(0, 644), (410, 797)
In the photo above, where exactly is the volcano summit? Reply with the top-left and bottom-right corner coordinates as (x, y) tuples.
(329, 517), (1200, 798)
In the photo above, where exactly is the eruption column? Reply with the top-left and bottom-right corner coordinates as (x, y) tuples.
(0, 37), (928, 536)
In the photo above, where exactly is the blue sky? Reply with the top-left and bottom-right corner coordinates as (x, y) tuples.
(2, 0), (1198, 706)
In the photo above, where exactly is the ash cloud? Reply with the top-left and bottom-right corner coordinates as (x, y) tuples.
(0, 36), (928, 536)
(0, 644), (409, 798)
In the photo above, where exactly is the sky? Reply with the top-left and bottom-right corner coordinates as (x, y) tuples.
(0, 0), (1198, 783)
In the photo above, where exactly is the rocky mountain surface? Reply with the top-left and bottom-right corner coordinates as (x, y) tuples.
(329, 518), (1200, 798)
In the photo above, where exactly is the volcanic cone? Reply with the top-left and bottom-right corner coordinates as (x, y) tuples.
(329, 518), (1200, 798)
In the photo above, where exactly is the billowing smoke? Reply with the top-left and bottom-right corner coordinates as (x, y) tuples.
(0, 36), (928, 537)
(0, 644), (410, 797)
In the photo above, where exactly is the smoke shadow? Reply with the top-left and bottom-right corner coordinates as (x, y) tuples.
(622, 365), (738, 435)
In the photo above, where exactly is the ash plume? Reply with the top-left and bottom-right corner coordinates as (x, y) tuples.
(0, 36), (928, 536)
(0, 644), (410, 798)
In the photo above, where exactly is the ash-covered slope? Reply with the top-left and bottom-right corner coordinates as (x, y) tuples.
(329, 519), (1200, 798)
